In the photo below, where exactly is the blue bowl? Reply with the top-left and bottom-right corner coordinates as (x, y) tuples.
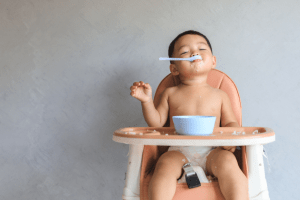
(172, 116), (216, 135)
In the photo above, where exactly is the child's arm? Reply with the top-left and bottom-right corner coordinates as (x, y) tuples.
(220, 90), (239, 127)
(130, 81), (169, 127)
(220, 90), (240, 152)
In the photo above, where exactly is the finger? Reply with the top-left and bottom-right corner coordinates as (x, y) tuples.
(140, 81), (145, 85)
(133, 82), (140, 86)
(131, 90), (140, 96)
(130, 86), (136, 90)
(145, 83), (150, 88)
(230, 147), (236, 153)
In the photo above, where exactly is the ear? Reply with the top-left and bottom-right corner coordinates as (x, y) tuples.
(212, 55), (217, 69)
(170, 64), (179, 75)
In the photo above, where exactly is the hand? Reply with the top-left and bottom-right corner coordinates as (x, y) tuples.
(221, 146), (236, 153)
(130, 81), (152, 103)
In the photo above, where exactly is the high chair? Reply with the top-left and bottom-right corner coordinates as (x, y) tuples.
(113, 69), (275, 200)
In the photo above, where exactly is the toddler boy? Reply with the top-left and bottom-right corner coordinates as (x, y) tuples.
(130, 30), (248, 200)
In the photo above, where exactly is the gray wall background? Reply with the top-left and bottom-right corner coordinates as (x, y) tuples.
(0, 0), (299, 199)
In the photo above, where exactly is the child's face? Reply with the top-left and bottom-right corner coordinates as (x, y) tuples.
(170, 34), (216, 78)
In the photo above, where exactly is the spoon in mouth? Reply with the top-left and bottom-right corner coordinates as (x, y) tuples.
(159, 55), (202, 62)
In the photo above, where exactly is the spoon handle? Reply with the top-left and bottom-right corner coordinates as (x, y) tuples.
(159, 55), (202, 61)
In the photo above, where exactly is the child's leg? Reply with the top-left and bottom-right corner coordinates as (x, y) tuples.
(148, 151), (188, 200)
(206, 147), (249, 200)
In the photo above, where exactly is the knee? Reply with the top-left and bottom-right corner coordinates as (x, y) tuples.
(156, 151), (180, 167)
(212, 150), (238, 175)
(154, 151), (185, 176)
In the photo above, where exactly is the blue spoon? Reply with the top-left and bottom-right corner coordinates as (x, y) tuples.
(159, 55), (202, 62)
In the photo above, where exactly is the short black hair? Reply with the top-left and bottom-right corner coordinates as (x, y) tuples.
(168, 30), (213, 62)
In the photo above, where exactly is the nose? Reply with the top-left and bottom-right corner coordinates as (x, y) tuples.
(191, 52), (202, 61)
(191, 54), (201, 60)
(192, 53), (200, 57)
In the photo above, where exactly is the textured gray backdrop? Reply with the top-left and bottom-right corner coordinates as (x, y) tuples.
(0, 0), (299, 199)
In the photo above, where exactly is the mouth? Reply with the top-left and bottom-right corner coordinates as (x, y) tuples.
(193, 59), (202, 62)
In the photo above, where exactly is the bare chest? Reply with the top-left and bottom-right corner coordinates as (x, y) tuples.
(168, 88), (222, 125)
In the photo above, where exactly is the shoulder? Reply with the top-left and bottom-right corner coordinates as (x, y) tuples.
(207, 86), (223, 96)
(209, 87), (229, 101)
(164, 86), (178, 95)
(217, 89), (228, 97)
(216, 89), (231, 103)
(159, 86), (177, 99)
(209, 87), (226, 95)
(161, 86), (181, 101)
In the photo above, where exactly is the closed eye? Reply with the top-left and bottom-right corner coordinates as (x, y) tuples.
(199, 49), (206, 50)
(181, 51), (188, 55)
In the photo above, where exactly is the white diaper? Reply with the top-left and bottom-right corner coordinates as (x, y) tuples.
(168, 146), (217, 173)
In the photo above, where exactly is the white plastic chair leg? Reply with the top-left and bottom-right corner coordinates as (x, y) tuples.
(122, 144), (144, 200)
(246, 144), (270, 200)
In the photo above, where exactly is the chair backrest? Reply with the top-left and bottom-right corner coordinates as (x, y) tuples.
(153, 69), (242, 127)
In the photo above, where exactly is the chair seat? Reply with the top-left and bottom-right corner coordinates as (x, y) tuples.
(141, 177), (225, 200)
(173, 182), (225, 200)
